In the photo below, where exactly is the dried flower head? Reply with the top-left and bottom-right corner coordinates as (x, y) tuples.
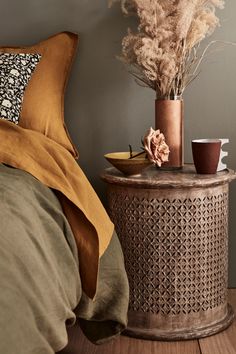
(143, 127), (170, 167)
(110, 0), (225, 98)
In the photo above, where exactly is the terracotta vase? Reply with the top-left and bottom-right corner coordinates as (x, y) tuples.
(155, 98), (184, 169)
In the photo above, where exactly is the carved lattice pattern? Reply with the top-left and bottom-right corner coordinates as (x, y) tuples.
(108, 190), (228, 315)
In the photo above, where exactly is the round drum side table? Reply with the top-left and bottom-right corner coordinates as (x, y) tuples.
(101, 165), (236, 340)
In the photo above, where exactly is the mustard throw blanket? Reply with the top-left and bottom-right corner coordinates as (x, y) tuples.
(0, 120), (114, 298)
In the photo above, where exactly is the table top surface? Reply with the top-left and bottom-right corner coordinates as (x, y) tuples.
(101, 164), (236, 189)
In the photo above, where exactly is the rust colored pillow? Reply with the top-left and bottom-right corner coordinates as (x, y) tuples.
(0, 32), (78, 158)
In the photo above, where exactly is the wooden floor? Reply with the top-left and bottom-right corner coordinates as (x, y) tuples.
(59, 289), (236, 354)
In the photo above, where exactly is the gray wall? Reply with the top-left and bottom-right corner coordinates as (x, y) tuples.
(1, 1), (236, 285)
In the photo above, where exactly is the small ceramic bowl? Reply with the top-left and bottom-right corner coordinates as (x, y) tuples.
(104, 152), (152, 176)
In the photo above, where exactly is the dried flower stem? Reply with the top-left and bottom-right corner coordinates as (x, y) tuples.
(129, 144), (133, 158)
(128, 150), (146, 159)
(192, 40), (236, 77)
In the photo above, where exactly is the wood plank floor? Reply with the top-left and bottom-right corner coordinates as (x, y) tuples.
(59, 289), (236, 354)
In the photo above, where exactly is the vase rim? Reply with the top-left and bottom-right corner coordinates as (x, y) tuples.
(156, 95), (182, 101)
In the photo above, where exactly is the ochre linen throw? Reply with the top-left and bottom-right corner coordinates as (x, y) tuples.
(0, 120), (114, 298)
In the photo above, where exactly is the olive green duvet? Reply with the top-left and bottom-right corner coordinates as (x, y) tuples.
(0, 164), (129, 354)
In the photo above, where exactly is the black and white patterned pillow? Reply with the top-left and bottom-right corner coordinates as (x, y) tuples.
(0, 53), (41, 124)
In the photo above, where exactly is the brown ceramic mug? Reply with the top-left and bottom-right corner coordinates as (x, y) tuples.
(192, 139), (221, 174)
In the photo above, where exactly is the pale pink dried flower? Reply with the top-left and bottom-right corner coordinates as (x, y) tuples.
(143, 127), (170, 167)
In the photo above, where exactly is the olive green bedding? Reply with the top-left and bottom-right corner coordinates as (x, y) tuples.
(0, 164), (129, 354)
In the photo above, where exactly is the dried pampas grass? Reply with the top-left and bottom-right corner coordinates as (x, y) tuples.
(109, 0), (225, 99)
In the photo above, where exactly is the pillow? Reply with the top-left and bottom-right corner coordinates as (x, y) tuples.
(0, 53), (41, 124)
(0, 32), (79, 158)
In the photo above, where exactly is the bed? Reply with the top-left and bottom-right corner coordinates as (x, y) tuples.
(0, 32), (129, 353)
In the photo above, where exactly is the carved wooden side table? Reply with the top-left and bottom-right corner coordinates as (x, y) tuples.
(101, 165), (236, 340)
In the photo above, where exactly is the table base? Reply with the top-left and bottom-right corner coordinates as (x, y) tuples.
(123, 304), (234, 341)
